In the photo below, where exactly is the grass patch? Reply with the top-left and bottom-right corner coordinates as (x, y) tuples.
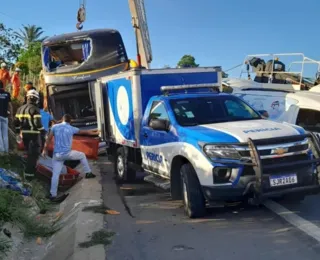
(0, 189), (59, 239)
(0, 238), (11, 258)
(0, 153), (60, 240)
(78, 230), (115, 248)
(0, 189), (30, 225)
(0, 153), (52, 213)
(30, 180), (53, 213)
(15, 215), (61, 239)
(0, 153), (25, 177)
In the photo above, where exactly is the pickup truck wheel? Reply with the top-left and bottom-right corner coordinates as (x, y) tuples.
(181, 163), (206, 218)
(114, 147), (136, 182)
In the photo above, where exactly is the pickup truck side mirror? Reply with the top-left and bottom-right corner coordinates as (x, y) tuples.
(149, 118), (170, 131)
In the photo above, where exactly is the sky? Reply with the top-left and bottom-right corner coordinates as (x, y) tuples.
(1, 0), (320, 77)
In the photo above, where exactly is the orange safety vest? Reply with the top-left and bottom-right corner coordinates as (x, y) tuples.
(11, 73), (21, 98)
(0, 69), (11, 87)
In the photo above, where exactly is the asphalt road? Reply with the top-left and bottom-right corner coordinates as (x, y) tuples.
(99, 159), (320, 260)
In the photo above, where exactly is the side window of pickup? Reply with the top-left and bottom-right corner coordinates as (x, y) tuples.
(149, 101), (169, 121)
(224, 100), (251, 118)
(296, 109), (320, 133)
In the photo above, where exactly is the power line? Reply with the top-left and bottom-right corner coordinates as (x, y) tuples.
(0, 11), (15, 20)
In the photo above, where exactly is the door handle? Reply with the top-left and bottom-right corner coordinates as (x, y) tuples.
(143, 133), (148, 138)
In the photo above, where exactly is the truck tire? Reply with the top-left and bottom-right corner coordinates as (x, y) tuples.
(114, 147), (136, 182)
(181, 163), (206, 218)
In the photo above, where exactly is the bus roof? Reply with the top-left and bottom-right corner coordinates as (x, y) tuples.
(43, 28), (120, 45)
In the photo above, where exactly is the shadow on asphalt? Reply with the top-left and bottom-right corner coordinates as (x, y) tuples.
(99, 159), (320, 260)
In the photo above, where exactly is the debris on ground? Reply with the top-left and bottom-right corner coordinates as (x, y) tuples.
(0, 168), (31, 196)
(78, 229), (115, 248)
(105, 209), (120, 215)
(0, 154), (62, 257)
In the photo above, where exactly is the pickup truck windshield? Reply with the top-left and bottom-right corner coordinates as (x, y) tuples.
(170, 96), (261, 126)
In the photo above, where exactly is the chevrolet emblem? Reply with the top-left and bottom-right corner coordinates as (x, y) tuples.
(273, 147), (287, 155)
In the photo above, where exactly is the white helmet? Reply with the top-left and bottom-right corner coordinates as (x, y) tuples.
(1, 63), (6, 68)
(26, 89), (39, 99)
(15, 67), (21, 72)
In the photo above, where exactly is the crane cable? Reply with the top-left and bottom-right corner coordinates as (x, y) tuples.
(76, 0), (86, 30)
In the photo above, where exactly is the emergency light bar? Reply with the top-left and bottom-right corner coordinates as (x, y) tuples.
(160, 83), (221, 95)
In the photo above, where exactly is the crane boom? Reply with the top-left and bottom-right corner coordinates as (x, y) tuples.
(128, 0), (152, 69)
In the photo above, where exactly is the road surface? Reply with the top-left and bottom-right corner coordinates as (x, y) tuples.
(98, 159), (320, 260)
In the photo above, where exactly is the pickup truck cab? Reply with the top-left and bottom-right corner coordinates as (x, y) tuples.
(94, 68), (320, 218)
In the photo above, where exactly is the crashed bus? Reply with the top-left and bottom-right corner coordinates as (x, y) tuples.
(41, 29), (130, 157)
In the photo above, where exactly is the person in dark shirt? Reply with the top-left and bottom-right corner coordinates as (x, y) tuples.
(15, 89), (45, 180)
(0, 81), (12, 153)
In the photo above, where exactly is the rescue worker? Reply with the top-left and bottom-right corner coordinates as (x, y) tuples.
(14, 89), (46, 181)
(23, 82), (35, 104)
(11, 68), (21, 99)
(23, 82), (44, 109)
(0, 63), (11, 89)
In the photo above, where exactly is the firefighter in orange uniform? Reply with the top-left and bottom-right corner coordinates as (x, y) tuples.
(11, 68), (21, 99)
(0, 63), (11, 89)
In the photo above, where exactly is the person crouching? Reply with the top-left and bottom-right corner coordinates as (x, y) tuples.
(42, 114), (98, 202)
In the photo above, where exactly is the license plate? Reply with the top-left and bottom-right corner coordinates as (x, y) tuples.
(269, 174), (298, 187)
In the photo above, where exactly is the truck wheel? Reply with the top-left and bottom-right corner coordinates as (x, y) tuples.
(181, 163), (206, 218)
(114, 147), (136, 182)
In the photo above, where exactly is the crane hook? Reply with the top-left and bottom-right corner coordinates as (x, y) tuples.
(76, 2), (86, 30)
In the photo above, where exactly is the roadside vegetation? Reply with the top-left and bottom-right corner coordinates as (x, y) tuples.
(0, 154), (60, 257)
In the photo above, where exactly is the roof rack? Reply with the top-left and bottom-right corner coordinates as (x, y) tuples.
(240, 87), (295, 93)
(160, 83), (220, 95)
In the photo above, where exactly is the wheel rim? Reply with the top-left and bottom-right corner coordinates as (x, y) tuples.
(117, 155), (124, 178)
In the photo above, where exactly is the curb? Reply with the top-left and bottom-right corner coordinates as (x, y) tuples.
(10, 161), (105, 260)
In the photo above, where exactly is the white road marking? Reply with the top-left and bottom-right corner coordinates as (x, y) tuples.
(264, 200), (320, 242)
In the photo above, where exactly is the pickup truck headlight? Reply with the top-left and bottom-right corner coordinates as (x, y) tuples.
(203, 144), (241, 160)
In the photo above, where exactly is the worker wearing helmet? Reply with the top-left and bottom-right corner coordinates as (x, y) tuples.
(14, 89), (46, 181)
(23, 82), (36, 105)
(11, 68), (21, 99)
(0, 63), (11, 89)
(23, 82), (44, 109)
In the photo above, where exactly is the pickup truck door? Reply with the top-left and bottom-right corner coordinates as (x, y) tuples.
(140, 101), (178, 178)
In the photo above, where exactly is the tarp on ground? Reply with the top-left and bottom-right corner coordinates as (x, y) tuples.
(0, 168), (31, 196)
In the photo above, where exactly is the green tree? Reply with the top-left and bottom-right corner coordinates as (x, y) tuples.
(17, 42), (42, 75)
(177, 55), (199, 68)
(14, 25), (46, 47)
(0, 23), (21, 64)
